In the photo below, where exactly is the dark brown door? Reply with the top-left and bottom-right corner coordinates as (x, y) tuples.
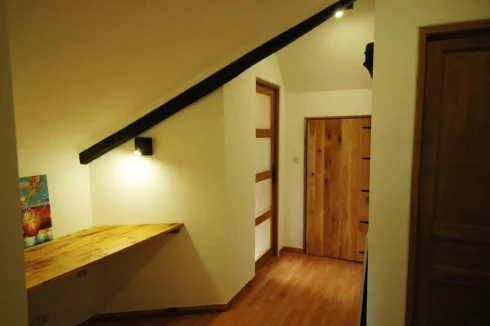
(305, 117), (371, 262)
(409, 21), (490, 326)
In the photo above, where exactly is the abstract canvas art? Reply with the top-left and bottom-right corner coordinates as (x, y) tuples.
(19, 175), (53, 248)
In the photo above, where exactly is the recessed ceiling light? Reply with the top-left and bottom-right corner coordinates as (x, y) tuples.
(335, 11), (344, 18)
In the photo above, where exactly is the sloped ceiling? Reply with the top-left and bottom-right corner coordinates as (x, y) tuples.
(277, 0), (374, 92)
(6, 0), (337, 149)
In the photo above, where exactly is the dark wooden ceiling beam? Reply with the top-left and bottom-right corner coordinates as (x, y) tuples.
(79, 0), (356, 164)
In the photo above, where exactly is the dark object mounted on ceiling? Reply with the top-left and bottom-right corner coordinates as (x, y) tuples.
(363, 42), (374, 78)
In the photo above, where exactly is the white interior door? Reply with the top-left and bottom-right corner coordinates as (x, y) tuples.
(254, 82), (276, 268)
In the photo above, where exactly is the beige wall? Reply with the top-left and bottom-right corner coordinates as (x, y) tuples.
(17, 149), (93, 237)
(223, 67), (255, 300)
(277, 0), (374, 92)
(370, 1), (490, 325)
(27, 272), (98, 326)
(5, 0), (336, 151)
(16, 149), (94, 325)
(284, 89), (372, 248)
(87, 55), (285, 312)
(90, 90), (228, 311)
(223, 55), (285, 298)
(0, 0), (28, 324)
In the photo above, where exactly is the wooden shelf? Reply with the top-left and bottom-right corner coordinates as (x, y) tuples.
(24, 223), (183, 291)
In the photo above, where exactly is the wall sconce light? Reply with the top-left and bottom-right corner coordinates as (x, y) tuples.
(335, 11), (344, 18)
(134, 137), (153, 156)
(363, 42), (374, 79)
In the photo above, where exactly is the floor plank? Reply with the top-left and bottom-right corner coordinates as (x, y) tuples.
(84, 253), (362, 326)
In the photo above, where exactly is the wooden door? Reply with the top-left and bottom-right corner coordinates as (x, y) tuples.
(254, 79), (278, 271)
(305, 117), (371, 262)
(408, 21), (490, 326)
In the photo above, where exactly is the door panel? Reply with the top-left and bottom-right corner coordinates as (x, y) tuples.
(255, 92), (272, 129)
(255, 218), (271, 260)
(306, 120), (325, 256)
(358, 222), (369, 255)
(411, 24), (490, 325)
(358, 192), (369, 222)
(306, 117), (371, 262)
(429, 282), (490, 326)
(255, 179), (271, 218)
(254, 81), (278, 270)
(359, 160), (370, 191)
(255, 138), (272, 174)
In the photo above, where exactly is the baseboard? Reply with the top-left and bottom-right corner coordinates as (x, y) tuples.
(255, 248), (273, 272)
(91, 304), (228, 321)
(279, 246), (304, 254)
(90, 275), (257, 322)
(229, 274), (256, 307)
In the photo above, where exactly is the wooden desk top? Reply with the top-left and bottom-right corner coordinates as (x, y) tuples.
(24, 223), (183, 291)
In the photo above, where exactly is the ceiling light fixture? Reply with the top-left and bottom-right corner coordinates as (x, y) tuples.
(335, 11), (344, 18)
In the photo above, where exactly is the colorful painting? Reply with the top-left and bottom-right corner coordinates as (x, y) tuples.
(19, 175), (53, 248)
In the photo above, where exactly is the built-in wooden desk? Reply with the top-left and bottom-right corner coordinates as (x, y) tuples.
(24, 223), (184, 291)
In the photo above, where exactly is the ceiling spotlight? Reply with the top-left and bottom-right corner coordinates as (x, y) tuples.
(335, 11), (344, 18)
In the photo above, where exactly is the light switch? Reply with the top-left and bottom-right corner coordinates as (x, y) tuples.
(293, 156), (300, 164)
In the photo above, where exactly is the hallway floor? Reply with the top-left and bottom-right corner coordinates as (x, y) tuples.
(85, 252), (363, 326)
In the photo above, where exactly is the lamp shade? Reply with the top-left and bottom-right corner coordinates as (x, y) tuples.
(134, 137), (153, 156)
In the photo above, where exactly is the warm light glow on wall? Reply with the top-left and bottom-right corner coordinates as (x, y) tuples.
(118, 154), (153, 185)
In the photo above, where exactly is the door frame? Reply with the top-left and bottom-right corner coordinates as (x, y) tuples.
(255, 78), (280, 272)
(302, 115), (371, 253)
(406, 19), (490, 326)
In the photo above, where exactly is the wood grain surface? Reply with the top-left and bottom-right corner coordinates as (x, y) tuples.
(306, 120), (325, 256)
(306, 117), (371, 262)
(356, 119), (371, 261)
(409, 22), (490, 325)
(83, 252), (363, 326)
(24, 223), (183, 290)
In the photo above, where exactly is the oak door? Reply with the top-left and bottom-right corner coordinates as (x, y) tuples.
(254, 80), (278, 271)
(409, 22), (490, 326)
(305, 117), (371, 262)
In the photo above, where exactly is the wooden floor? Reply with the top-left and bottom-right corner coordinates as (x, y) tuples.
(85, 252), (363, 326)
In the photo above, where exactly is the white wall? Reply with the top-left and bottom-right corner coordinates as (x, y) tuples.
(370, 1), (490, 325)
(223, 67), (255, 300)
(223, 54), (286, 299)
(284, 89), (372, 248)
(90, 90), (228, 312)
(277, 0), (374, 92)
(0, 0), (28, 324)
(17, 149), (93, 237)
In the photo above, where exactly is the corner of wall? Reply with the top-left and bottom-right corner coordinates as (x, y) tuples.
(89, 88), (230, 312)
(222, 54), (287, 301)
(0, 1), (28, 323)
(283, 89), (373, 249)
